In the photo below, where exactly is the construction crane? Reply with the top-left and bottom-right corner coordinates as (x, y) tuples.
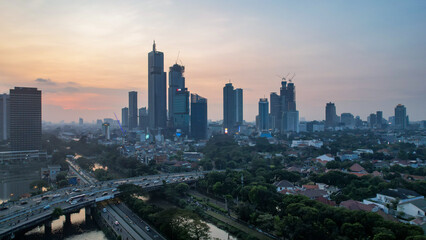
(288, 73), (296, 83)
(276, 73), (291, 82)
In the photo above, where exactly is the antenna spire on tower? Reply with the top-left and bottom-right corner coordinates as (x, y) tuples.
(153, 40), (156, 51)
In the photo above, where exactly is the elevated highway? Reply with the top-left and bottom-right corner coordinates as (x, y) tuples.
(0, 170), (209, 239)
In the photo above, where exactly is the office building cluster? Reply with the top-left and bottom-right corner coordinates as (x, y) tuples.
(319, 102), (410, 131)
(253, 78), (299, 133)
(120, 42), (208, 139)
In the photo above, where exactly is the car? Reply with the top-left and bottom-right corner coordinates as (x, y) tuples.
(112, 188), (117, 192)
(20, 201), (28, 205)
(114, 221), (119, 225)
(43, 205), (51, 210)
(52, 194), (61, 198)
(144, 183), (150, 186)
(73, 189), (82, 192)
(102, 208), (107, 213)
(145, 226), (150, 231)
(102, 192), (108, 196)
(0, 206), (8, 211)
(41, 196), (49, 200)
(89, 192), (96, 196)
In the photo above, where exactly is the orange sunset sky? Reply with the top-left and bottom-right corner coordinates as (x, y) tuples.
(1, 1), (425, 123)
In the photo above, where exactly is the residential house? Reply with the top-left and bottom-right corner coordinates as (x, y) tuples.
(397, 199), (426, 218)
(273, 180), (295, 192)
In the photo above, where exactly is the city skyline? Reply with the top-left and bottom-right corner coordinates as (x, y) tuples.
(1, 1), (425, 122)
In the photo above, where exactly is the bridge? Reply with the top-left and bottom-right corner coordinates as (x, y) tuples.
(0, 170), (209, 239)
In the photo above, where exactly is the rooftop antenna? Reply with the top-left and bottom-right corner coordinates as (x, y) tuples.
(153, 40), (156, 51)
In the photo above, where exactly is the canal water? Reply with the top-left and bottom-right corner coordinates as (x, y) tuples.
(2, 166), (237, 239)
(24, 208), (107, 240)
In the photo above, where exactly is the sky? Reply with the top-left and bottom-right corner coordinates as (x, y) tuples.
(0, 0), (425, 123)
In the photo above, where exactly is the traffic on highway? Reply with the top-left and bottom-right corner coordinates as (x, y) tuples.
(0, 171), (207, 238)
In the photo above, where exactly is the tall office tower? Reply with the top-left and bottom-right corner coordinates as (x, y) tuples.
(102, 123), (111, 140)
(138, 107), (148, 131)
(376, 111), (383, 128)
(286, 82), (296, 111)
(223, 83), (236, 133)
(9, 87), (41, 151)
(168, 63), (185, 125)
(283, 111), (299, 133)
(280, 81), (288, 112)
(258, 98), (269, 131)
(121, 107), (129, 128)
(325, 102), (337, 128)
(148, 41), (167, 131)
(0, 94), (9, 141)
(128, 91), (138, 129)
(394, 104), (407, 129)
(341, 113), (355, 128)
(369, 113), (377, 128)
(270, 92), (281, 130)
(79, 118), (83, 125)
(172, 89), (190, 134)
(168, 63), (189, 133)
(235, 88), (243, 126)
(191, 94), (208, 139)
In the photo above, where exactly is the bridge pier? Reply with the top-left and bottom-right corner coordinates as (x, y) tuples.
(44, 220), (52, 235)
(65, 213), (72, 225)
(85, 206), (92, 221)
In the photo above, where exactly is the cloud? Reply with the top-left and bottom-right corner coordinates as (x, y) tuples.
(35, 78), (56, 85)
(61, 87), (79, 93)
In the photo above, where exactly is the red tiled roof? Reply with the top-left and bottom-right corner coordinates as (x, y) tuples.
(350, 163), (365, 172)
(340, 200), (375, 212)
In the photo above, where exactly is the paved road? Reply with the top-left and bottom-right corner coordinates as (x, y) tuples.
(0, 171), (208, 237)
(101, 206), (137, 240)
(111, 203), (166, 240)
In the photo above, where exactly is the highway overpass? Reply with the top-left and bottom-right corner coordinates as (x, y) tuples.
(0, 170), (209, 239)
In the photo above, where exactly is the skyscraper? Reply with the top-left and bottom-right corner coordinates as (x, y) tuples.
(258, 98), (269, 131)
(223, 83), (236, 133)
(9, 87), (41, 151)
(376, 111), (383, 128)
(0, 94), (9, 141)
(128, 91), (138, 129)
(168, 63), (189, 134)
(172, 89), (190, 134)
(79, 118), (83, 125)
(325, 102), (337, 128)
(191, 94), (207, 139)
(270, 79), (299, 133)
(341, 113), (355, 128)
(121, 107), (129, 128)
(139, 107), (148, 131)
(168, 64), (185, 123)
(286, 82), (296, 111)
(395, 104), (407, 129)
(148, 41), (167, 131)
(283, 111), (299, 133)
(369, 113), (377, 128)
(269, 92), (280, 130)
(235, 88), (243, 126)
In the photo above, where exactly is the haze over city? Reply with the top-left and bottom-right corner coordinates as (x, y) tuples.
(1, 0), (425, 123)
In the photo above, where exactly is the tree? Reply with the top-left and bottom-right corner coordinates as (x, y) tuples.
(175, 183), (190, 196)
(52, 207), (63, 219)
